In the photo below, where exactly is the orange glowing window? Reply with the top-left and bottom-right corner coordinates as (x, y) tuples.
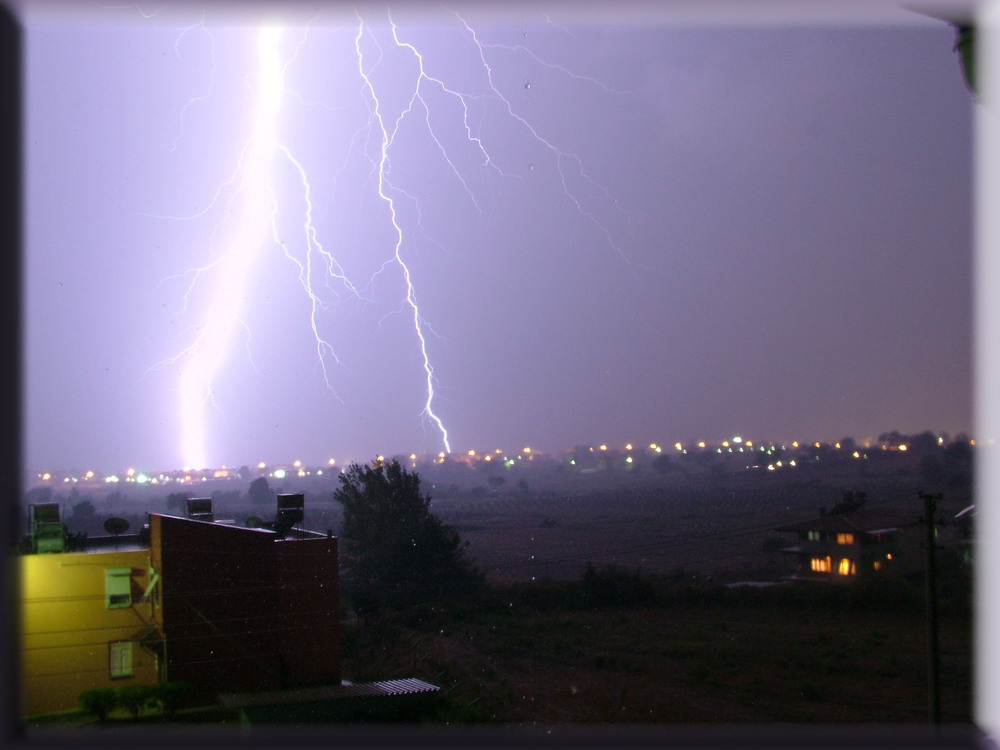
(873, 560), (882, 571)
(836, 533), (855, 545)
(837, 558), (856, 576)
(810, 557), (832, 573)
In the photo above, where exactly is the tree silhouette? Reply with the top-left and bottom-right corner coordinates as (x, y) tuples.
(333, 458), (481, 614)
(248, 477), (272, 506)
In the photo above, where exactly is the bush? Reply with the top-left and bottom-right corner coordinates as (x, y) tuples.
(79, 688), (118, 721)
(154, 682), (193, 715)
(117, 684), (157, 718)
(581, 562), (659, 608)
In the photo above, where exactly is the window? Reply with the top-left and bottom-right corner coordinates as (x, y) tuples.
(837, 558), (856, 576)
(106, 568), (131, 609)
(873, 560), (882, 571)
(109, 641), (133, 678)
(810, 556), (831, 573)
(836, 533), (855, 545)
(807, 531), (821, 541)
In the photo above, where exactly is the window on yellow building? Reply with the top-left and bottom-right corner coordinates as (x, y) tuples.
(810, 557), (831, 573)
(106, 568), (132, 609)
(109, 641), (132, 679)
(836, 533), (855, 545)
(838, 558), (856, 576)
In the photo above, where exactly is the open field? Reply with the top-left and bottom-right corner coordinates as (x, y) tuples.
(429, 469), (971, 582)
(341, 589), (973, 725)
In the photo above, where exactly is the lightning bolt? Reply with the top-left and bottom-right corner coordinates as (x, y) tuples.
(142, 7), (628, 469)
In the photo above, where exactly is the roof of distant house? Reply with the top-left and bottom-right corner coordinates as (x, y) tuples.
(775, 511), (921, 534)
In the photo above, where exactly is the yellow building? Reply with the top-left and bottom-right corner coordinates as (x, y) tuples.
(19, 542), (160, 717)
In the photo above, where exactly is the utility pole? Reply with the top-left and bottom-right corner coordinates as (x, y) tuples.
(920, 491), (943, 728)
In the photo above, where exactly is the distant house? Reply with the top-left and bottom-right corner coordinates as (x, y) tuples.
(774, 506), (924, 583)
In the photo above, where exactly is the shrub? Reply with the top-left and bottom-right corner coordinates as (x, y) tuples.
(154, 682), (193, 715)
(581, 562), (659, 608)
(79, 688), (118, 721)
(117, 684), (156, 718)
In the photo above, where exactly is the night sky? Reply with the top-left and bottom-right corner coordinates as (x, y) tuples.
(23, 1), (975, 475)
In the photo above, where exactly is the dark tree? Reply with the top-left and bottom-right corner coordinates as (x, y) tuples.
(70, 499), (96, 523)
(248, 477), (272, 506)
(333, 459), (481, 613)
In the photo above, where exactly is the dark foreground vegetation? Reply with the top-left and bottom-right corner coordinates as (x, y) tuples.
(337, 567), (972, 725)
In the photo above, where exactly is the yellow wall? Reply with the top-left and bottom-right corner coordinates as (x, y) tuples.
(19, 548), (159, 717)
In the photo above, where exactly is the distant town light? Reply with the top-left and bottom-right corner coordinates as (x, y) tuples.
(732, 436), (743, 444)
(722, 441), (730, 448)
(468, 449), (477, 456)
(410, 454), (417, 460)
(293, 460), (302, 467)
(523, 447), (531, 454)
(85, 470), (94, 479)
(624, 443), (633, 451)
(273, 468), (286, 479)
(126, 468), (136, 477)
(625, 456), (633, 464)
(105, 475), (119, 483)
(898, 444), (908, 452)
(258, 462), (266, 469)
(329, 458), (337, 465)
(41, 473), (51, 481)
(484, 455), (492, 462)
(791, 441), (798, 448)
(599, 444), (608, 451)
(438, 452), (446, 459)
(745, 440), (753, 448)
(697, 441), (706, 449)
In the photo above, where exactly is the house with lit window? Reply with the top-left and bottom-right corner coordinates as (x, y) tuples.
(774, 508), (924, 583)
(18, 495), (341, 718)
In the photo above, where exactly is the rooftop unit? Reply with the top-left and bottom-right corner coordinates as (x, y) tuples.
(185, 497), (215, 523)
(28, 503), (67, 554)
(271, 494), (304, 538)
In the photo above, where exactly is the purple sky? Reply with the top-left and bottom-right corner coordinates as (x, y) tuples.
(23, 1), (975, 474)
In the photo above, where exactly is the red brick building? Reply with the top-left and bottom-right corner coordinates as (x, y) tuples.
(147, 511), (340, 705)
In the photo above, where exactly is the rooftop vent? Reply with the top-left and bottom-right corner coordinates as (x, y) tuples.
(185, 497), (215, 523)
(271, 493), (304, 538)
